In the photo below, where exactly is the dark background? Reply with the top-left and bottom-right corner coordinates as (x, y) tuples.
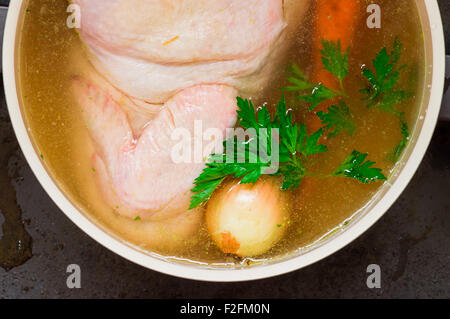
(0, 1), (449, 298)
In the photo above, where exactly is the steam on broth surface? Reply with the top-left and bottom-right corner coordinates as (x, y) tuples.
(18, 0), (424, 266)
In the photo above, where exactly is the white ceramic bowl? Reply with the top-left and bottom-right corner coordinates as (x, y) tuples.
(3, 0), (446, 281)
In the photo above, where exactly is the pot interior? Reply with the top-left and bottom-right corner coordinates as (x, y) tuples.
(6, 0), (442, 279)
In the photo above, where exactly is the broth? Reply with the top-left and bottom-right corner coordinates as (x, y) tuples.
(18, 0), (425, 266)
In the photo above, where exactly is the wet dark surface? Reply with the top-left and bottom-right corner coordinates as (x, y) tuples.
(0, 90), (32, 271)
(0, 1), (449, 299)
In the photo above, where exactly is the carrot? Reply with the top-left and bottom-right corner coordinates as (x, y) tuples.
(308, 0), (361, 131)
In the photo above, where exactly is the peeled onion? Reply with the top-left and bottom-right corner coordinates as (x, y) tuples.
(206, 177), (290, 257)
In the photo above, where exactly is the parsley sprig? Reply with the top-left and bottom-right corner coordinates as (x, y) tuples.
(332, 151), (387, 184)
(283, 64), (314, 92)
(299, 84), (338, 111)
(317, 101), (355, 138)
(360, 37), (411, 161)
(320, 40), (350, 92)
(190, 98), (279, 209)
(283, 40), (349, 112)
(189, 38), (413, 209)
(283, 37), (411, 161)
(189, 97), (385, 209)
(360, 37), (408, 110)
(283, 40), (354, 137)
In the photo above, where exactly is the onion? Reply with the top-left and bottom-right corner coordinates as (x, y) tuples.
(206, 177), (290, 257)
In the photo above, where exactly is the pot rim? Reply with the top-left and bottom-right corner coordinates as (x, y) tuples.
(2, 0), (446, 282)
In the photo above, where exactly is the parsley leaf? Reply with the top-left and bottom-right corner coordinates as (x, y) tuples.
(190, 174), (226, 209)
(278, 125), (327, 190)
(190, 95), (328, 208)
(274, 96), (298, 157)
(376, 90), (410, 115)
(190, 94), (385, 208)
(283, 39), (351, 111)
(317, 101), (355, 138)
(190, 99), (280, 209)
(192, 33), (404, 208)
(236, 97), (259, 129)
(333, 151), (387, 183)
(279, 159), (305, 190)
(189, 155), (271, 209)
(275, 97), (327, 189)
(360, 38), (411, 161)
(298, 125), (328, 156)
(388, 116), (410, 162)
(360, 37), (407, 110)
(320, 40), (350, 88)
(282, 64), (338, 111)
(299, 83), (337, 111)
(282, 64), (315, 92)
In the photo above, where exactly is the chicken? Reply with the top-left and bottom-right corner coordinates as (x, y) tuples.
(72, 0), (286, 104)
(71, 1), (311, 225)
(72, 78), (237, 220)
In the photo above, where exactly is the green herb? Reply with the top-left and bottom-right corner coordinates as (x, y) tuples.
(134, 216), (141, 221)
(190, 96), (329, 209)
(282, 66), (340, 111)
(298, 126), (328, 156)
(282, 64), (314, 92)
(333, 151), (387, 183)
(283, 38), (410, 156)
(299, 83), (338, 111)
(189, 97), (274, 209)
(236, 97), (261, 129)
(190, 97), (285, 206)
(265, 97), (328, 190)
(320, 40), (350, 91)
(190, 163), (239, 209)
(388, 116), (410, 162)
(189, 39), (409, 209)
(190, 96), (383, 209)
(283, 40), (350, 111)
(360, 37), (407, 109)
(40, 154), (44, 160)
(360, 37), (411, 161)
(278, 159), (305, 190)
(316, 101), (355, 138)
(278, 125), (328, 191)
(276, 97), (327, 157)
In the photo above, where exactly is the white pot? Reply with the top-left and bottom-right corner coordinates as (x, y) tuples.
(2, 0), (446, 282)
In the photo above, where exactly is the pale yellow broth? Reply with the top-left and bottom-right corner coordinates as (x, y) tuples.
(18, 0), (424, 265)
